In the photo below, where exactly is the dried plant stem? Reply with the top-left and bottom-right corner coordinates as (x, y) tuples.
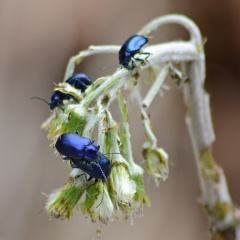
(184, 60), (240, 239)
(58, 14), (240, 238)
(142, 14), (240, 239)
(139, 15), (239, 239)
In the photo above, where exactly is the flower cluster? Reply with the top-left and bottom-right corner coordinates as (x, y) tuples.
(40, 14), (203, 223)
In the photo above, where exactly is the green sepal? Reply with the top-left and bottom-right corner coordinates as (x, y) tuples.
(46, 178), (85, 220)
(143, 147), (169, 183)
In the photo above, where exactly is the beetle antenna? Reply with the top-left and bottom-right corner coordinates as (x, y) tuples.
(96, 181), (105, 208)
(29, 96), (50, 106)
(97, 163), (107, 182)
(94, 163), (108, 208)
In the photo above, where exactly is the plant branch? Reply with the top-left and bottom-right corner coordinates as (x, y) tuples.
(141, 14), (240, 239)
(55, 14), (240, 237)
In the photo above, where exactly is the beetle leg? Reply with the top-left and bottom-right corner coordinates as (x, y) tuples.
(131, 59), (136, 68)
(87, 176), (93, 181)
(76, 173), (89, 181)
(85, 178), (98, 190)
(70, 161), (78, 168)
(134, 57), (144, 63)
(57, 103), (64, 112)
(134, 52), (151, 66)
(141, 52), (151, 59)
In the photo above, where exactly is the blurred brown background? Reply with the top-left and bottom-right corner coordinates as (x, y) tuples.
(1, 1), (240, 240)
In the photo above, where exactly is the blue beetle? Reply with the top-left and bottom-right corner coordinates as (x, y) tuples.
(73, 152), (112, 207)
(119, 35), (150, 70)
(55, 132), (100, 162)
(48, 73), (92, 110)
(48, 90), (72, 110)
(55, 132), (112, 183)
(73, 154), (112, 183)
(66, 73), (92, 92)
(30, 73), (92, 110)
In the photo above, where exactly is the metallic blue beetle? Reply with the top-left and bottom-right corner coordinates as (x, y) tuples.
(55, 132), (112, 182)
(73, 154), (112, 182)
(48, 91), (72, 110)
(66, 73), (92, 92)
(119, 35), (150, 70)
(48, 73), (92, 110)
(55, 132), (100, 162)
(31, 73), (92, 110)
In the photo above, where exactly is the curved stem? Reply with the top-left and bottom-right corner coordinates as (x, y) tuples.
(58, 14), (240, 237)
(140, 14), (239, 238)
(81, 41), (199, 108)
(142, 64), (169, 108)
(183, 59), (239, 238)
(64, 45), (120, 80)
(138, 14), (202, 43)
